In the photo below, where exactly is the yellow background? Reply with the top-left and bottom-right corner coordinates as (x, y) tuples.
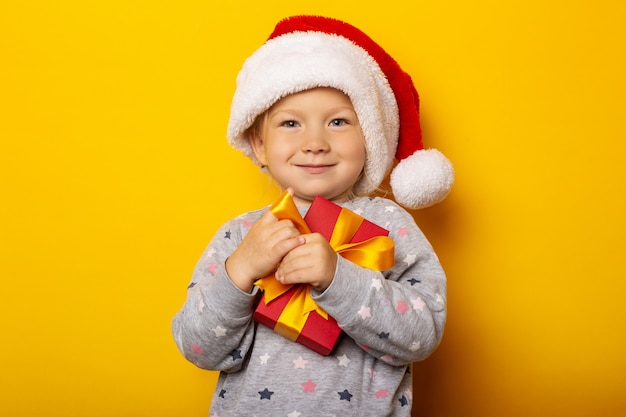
(1, 1), (624, 416)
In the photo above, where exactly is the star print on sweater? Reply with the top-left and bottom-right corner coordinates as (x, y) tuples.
(412, 297), (426, 311)
(338, 390), (353, 401)
(258, 388), (273, 400)
(293, 356), (308, 369)
(337, 354), (350, 367)
(381, 354), (394, 364)
(402, 253), (416, 266)
(259, 353), (270, 364)
(371, 278), (382, 290)
(396, 300), (409, 315)
(301, 380), (317, 392)
(436, 293), (445, 304)
(211, 326), (226, 337)
(357, 306), (371, 319)
(374, 389), (388, 399)
(229, 349), (242, 360)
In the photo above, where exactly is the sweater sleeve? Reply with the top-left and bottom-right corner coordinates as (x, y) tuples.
(171, 210), (264, 372)
(311, 198), (447, 366)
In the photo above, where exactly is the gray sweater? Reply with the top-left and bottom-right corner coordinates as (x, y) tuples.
(172, 196), (447, 417)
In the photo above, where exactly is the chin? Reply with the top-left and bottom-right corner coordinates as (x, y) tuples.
(292, 186), (351, 204)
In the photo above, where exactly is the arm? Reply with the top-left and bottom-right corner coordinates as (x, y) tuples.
(172, 207), (305, 371)
(312, 199), (447, 365)
(171, 214), (261, 372)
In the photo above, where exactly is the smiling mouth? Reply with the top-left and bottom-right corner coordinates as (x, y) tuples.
(296, 164), (334, 174)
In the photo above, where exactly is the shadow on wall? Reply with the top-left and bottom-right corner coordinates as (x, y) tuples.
(408, 189), (471, 417)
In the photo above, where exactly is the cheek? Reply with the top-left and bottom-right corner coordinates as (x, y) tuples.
(267, 141), (296, 160)
(351, 144), (367, 169)
(262, 148), (285, 168)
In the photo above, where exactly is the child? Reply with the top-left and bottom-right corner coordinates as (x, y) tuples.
(172, 15), (454, 417)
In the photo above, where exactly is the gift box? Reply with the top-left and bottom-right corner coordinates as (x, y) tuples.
(253, 191), (394, 356)
(254, 285), (342, 355)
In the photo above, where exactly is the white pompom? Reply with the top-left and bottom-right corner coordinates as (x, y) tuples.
(390, 149), (454, 209)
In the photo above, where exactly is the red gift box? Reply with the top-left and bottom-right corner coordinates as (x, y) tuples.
(254, 285), (342, 355)
(253, 192), (394, 356)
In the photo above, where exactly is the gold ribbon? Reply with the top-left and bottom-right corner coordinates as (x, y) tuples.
(255, 190), (395, 341)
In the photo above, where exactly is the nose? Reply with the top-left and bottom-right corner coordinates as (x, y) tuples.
(301, 129), (330, 153)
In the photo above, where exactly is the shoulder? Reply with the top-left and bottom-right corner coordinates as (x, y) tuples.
(215, 205), (269, 236)
(347, 196), (411, 222)
(234, 205), (268, 222)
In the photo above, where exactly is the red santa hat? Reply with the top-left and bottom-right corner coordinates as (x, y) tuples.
(227, 15), (454, 209)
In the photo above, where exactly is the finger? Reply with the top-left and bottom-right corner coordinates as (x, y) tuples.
(276, 261), (315, 285)
(273, 236), (305, 259)
(276, 247), (313, 278)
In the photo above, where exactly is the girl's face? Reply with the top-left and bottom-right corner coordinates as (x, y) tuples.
(250, 87), (366, 206)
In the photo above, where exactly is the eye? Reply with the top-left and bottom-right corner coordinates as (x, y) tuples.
(281, 120), (299, 128)
(329, 118), (348, 127)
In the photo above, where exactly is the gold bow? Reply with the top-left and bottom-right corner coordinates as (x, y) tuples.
(255, 190), (395, 341)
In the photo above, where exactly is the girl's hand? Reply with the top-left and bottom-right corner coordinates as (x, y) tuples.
(226, 209), (304, 293)
(275, 233), (337, 292)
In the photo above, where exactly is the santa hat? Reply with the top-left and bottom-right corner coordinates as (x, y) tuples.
(227, 15), (454, 209)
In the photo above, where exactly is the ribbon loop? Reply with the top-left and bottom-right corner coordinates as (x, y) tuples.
(270, 190), (311, 234)
(336, 235), (396, 271)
